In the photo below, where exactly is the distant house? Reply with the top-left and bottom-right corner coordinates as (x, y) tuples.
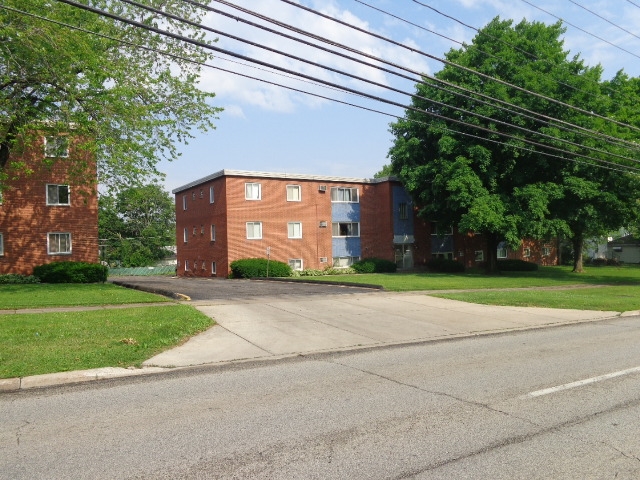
(0, 133), (98, 275)
(607, 235), (640, 263)
(172, 169), (557, 277)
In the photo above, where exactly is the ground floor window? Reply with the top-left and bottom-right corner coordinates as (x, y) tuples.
(475, 250), (484, 262)
(211, 262), (216, 275)
(288, 258), (303, 271)
(432, 252), (453, 260)
(523, 247), (531, 258)
(497, 247), (507, 259)
(542, 247), (551, 256)
(333, 256), (360, 268)
(48, 232), (71, 254)
(0, 233), (3, 256)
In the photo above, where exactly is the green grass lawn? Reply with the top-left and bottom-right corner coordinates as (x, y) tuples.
(0, 304), (213, 379)
(0, 283), (170, 310)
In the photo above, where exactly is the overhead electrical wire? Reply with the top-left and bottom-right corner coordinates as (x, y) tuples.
(7, 0), (640, 175)
(37, 0), (640, 175)
(568, 0), (640, 42)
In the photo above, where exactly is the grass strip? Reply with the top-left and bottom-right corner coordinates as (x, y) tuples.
(432, 286), (640, 312)
(0, 283), (169, 310)
(0, 305), (213, 379)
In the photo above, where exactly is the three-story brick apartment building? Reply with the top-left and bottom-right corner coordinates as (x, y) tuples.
(0, 134), (98, 275)
(173, 169), (558, 277)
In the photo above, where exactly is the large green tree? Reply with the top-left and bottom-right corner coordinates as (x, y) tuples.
(99, 184), (175, 267)
(388, 17), (640, 273)
(1, 0), (222, 189)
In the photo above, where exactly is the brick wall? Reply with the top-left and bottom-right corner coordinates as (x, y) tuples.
(0, 135), (98, 275)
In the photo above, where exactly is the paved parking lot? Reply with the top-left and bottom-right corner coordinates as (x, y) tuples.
(109, 275), (380, 302)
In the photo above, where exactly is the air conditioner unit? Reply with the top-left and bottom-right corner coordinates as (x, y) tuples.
(320, 257), (328, 263)
(318, 185), (327, 192)
(319, 221), (328, 228)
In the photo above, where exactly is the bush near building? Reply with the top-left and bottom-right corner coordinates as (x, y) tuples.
(230, 258), (292, 278)
(33, 261), (108, 283)
(352, 258), (397, 273)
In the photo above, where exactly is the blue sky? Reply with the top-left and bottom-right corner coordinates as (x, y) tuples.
(159, 0), (640, 192)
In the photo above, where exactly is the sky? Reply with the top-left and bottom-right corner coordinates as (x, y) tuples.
(158, 0), (640, 193)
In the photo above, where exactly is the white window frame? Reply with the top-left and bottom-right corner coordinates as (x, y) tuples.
(48, 232), (72, 255)
(183, 228), (188, 243)
(330, 187), (358, 203)
(286, 185), (301, 202)
(245, 183), (261, 200)
(333, 256), (360, 268)
(246, 221), (263, 239)
(185, 260), (190, 271)
(210, 225), (216, 242)
(211, 261), (217, 275)
(497, 247), (507, 259)
(44, 136), (69, 158)
(332, 222), (360, 237)
(182, 195), (187, 211)
(209, 186), (215, 204)
(475, 250), (484, 262)
(46, 184), (70, 206)
(523, 247), (531, 258)
(0, 233), (4, 256)
(288, 258), (303, 271)
(288, 222), (302, 239)
(542, 247), (551, 257)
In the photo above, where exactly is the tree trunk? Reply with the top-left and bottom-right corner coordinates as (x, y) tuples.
(484, 232), (500, 275)
(572, 234), (584, 273)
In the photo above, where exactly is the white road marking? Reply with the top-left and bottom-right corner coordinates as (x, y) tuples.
(524, 366), (640, 398)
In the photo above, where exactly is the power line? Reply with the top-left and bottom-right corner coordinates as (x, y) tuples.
(568, 0), (640, 42)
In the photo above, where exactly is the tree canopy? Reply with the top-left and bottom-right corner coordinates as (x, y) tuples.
(388, 17), (640, 273)
(1, 0), (222, 190)
(99, 184), (175, 267)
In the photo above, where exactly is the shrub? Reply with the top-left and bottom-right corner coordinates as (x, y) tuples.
(352, 258), (397, 273)
(0, 274), (41, 284)
(230, 258), (292, 278)
(427, 258), (465, 273)
(497, 259), (538, 271)
(33, 261), (108, 283)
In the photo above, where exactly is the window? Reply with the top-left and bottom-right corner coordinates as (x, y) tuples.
(46, 184), (70, 205)
(287, 185), (301, 202)
(399, 202), (408, 220)
(210, 225), (216, 241)
(332, 222), (359, 237)
(48, 232), (71, 254)
(246, 222), (262, 239)
(431, 223), (453, 236)
(475, 250), (484, 262)
(523, 248), (531, 258)
(497, 247), (507, 259)
(182, 195), (187, 210)
(209, 186), (215, 203)
(333, 256), (360, 268)
(211, 262), (217, 275)
(330, 187), (358, 203)
(542, 247), (551, 257)
(193, 227), (197, 236)
(288, 259), (303, 271)
(192, 192), (196, 200)
(44, 136), (69, 158)
(0, 233), (3, 256)
(185, 260), (190, 271)
(183, 228), (188, 243)
(288, 222), (302, 239)
(245, 183), (261, 200)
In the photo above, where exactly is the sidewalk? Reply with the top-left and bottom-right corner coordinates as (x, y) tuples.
(3, 290), (634, 393)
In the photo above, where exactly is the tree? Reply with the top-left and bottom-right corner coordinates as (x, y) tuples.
(1, 0), (222, 190)
(99, 184), (175, 267)
(388, 17), (640, 273)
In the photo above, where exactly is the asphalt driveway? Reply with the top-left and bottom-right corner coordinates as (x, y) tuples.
(109, 275), (380, 301)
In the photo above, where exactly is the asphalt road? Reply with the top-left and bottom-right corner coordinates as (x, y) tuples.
(109, 275), (380, 301)
(2, 316), (640, 479)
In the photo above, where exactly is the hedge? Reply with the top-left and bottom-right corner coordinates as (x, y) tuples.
(230, 258), (292, 278)
(0, 274), (41, 284)
(352, 258), (397, 273)
(33, 261), (109, 283)
(427, 258), (465, 273)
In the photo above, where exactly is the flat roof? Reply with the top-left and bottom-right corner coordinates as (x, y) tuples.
(172, 169), (398, 194)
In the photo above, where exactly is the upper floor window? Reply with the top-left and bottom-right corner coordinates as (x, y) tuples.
(182, 195), (187, 210)
(431, 223), (453, 236)
(288, 222), (302, 239)
(399, 202), (408, 220)
(332, 222), (359, 237)
(44, 136), (69, 158)
(183, 228), (188, 243)
(209, 186), (215, 203)
(245, 183), (261, 200)
(0, 233), (4, 256)
(210, 224), (216, 241)
(46, 184), (70, 205)
(287, 185), (301, 202)
(48, 232), (71, 254)
(331, 187), (358, 203)
(246, 221), (262, 239)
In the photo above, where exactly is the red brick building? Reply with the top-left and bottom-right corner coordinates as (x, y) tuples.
(173, 170), (558, 277)
(0, 134), (98, 275)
